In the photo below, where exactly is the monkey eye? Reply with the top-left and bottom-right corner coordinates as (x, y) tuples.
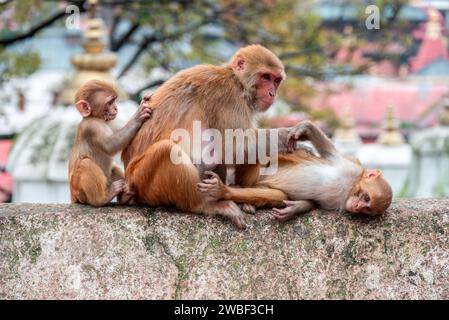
(262, 73), (271, 81)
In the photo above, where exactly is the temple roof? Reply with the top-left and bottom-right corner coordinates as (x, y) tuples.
(312, 76), (449, 138)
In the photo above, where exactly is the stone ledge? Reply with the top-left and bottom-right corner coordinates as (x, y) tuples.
(0, 199), (448, 299)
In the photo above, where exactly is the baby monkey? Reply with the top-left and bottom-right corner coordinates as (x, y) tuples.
(69, 80), (153, 206)
(198, 120), (393, 222)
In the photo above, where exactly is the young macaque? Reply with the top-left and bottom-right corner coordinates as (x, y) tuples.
(69, 80), (153, 206)
(197, 120), (393, 221)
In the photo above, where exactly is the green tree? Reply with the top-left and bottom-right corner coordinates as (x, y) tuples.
(0, 0), (412, 125)
(0, 49), (41, 85)
(0, 0), (86, 84)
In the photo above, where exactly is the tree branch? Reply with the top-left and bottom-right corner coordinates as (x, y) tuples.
(117, 10), (219, 78)
(111, 22), (140, 52)
(0, 0), (14, 8)
(0, 0), (87, 47)
(109, 7), (123, 50)
(117, 33), (159, 78)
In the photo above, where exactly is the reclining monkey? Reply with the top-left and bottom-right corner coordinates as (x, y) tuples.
(197, 121), (393, 221)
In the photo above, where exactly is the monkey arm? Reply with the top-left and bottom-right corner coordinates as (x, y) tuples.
(272, 200), (315, 222)
(303, 122), (337, 158)
(241, 129), (304, 158)
(288, 121), (337, 158)
(259, 127), (318, 155)
(92, 120), (142, 156)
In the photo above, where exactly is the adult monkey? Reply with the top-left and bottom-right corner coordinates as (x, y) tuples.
(123, 44), (299, 229)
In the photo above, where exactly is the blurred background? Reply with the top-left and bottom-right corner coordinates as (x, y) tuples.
(1, 0), (449, 203)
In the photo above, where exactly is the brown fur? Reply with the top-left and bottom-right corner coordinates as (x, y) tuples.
(122, 65), (254, 165)
(122, 44), (286, 229)
(69, 80), (152, 207)
(198, 121), (393, 221)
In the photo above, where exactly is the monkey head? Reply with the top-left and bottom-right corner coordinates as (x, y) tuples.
(74, 80), (118, 121)
(229, 44), (286, 112)
(345, 169), (393, 215)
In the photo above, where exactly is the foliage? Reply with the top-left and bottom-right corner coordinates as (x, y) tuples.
(0, 49), (41, 85)
(0, 0), (74, 84)
(112, 0), (337, 103)
(106, 0), (411, 119)
(0, 0), (412, 125)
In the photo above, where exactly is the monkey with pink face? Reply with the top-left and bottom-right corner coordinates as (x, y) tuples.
(197, 120), (393, 221)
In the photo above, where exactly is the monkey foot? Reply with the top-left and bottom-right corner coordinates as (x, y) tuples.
(219, 200), (248, 230)
(241, 203), (256, 214)
(204, 200), (247, 230)
(229, 212), (248, 230)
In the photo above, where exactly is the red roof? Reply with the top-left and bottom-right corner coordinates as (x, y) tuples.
(310, 7), (449, 133)
(312, 79), (448, 130)
(410, 8), (449, 73)
(0, 140), (12, 203)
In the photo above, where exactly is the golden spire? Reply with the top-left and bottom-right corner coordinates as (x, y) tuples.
(61, 0), (127, 104)
(377, 106), (405, 145)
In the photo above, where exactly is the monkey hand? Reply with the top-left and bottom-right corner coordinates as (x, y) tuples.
(196, 171), (227, 201)
(134, 93), (154, 124)
(118, 182), (136, 204)
(271, 200), (313, 222)
(140, 92), (153, 106)
(123, 182), (136, 198)
(285, 120), (313, 152)
(109, 179), (126, 200)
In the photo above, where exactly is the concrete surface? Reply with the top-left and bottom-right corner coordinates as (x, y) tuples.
(0, 199), (448, 299)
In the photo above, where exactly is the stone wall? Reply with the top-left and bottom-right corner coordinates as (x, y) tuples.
(0, 199), (448, 299)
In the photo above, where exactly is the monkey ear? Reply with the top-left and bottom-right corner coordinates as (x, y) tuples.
(232, 54), (246, 73)
(75, 100), (91, 117)
(364, 169), (381, 179)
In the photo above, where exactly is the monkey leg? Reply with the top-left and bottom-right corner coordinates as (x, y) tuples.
(197, 171), (288, 208)
(126, 139), (204, 210)
(232, 163), (262, 212)
(201, 200), (247, 230)
(216, 185), (288, 208)
(70, 158), (124, 207)
(126, 140), (247, 228)
(272, 200), (314, 222)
